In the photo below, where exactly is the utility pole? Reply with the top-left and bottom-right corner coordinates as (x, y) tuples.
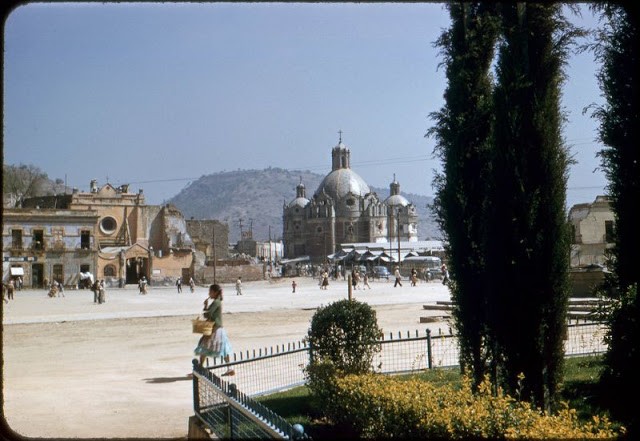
(238, 218), (244, 240)
(397, 209), (401, 266)
(212, 222), (217, 284)
(268, 225), (272, 264)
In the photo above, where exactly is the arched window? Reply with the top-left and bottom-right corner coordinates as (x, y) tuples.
(104, 265), (116, 277)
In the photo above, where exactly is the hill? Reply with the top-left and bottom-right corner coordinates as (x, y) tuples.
(166, 168), (441, 243)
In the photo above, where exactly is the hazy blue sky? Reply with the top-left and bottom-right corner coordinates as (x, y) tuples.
(4, 2), (606, 208)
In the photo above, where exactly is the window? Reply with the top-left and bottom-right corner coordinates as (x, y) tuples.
(11, 230), (23, 250)
(605, 220), (615, 243)
(100, 216), (117, 235)
(104, 265), (116, 277)
(316, 226), (323, 233)
(81, 230), (91, 249)
(346, 198), (355, 207)
(32, 229), (44, 250)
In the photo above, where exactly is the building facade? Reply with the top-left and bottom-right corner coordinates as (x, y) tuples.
(3, 180), (196, 288)
(282, 139), (418, 262)
(568, 195), (615, 267)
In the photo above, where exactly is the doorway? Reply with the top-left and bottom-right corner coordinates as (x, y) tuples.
(31, 263), (44, 288)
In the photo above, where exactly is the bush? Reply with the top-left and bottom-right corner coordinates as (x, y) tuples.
(304, 299), (383, 407)
(327, 373), (623, 439)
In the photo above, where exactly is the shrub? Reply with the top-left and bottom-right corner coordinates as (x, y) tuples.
(327, 373), (623, 439)
(304, 299), (383, 407)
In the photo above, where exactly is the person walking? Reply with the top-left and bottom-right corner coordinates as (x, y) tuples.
(176, 277), (182, 293)
(6, 280), (15, 301)
(321, 270), (329, 290)
(410, 268), (418, 287)
(194, 284), (234, 376)
(92, 279), (100, 303)
(98, 280), (106, 304)
(59, 280), (66, 297)
(235, 276), (242, 295)
(189, 277), (195, 293)
(441, 264), (450, 285)
(363, 272), (371, 289)
(394, 267), (403, 287)
(351, 269), (358, 290)
(292, 279), (297, 293)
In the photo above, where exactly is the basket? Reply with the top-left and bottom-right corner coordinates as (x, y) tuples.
(192, 317), (215, 336)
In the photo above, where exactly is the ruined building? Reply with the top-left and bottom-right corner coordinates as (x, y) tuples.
(2, 180), (195, 288)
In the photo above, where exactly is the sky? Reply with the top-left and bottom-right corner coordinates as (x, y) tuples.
(3, 2), (607, 209)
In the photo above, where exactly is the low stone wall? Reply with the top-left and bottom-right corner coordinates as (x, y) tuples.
(569, 269), (605, 297)
(197, 264), (264, 284)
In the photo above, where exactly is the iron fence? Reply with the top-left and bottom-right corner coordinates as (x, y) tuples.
(192, 359), (309, 439)
(193, 321), (607, 438)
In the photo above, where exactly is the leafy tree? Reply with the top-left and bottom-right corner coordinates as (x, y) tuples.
(428, 1), (500, 390)
(588, 4), (640, 434)
(2, 163), (49, 207)
(485, 3), (579, 411)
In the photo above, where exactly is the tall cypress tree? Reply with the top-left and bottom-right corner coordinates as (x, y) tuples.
(428, 2), (499, 389)
(485, 3), (577, 410)
(589, 4), (640, 434)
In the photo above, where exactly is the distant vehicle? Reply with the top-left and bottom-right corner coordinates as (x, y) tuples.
(403, 256), (443, 280)
(372, 265), (391, 280)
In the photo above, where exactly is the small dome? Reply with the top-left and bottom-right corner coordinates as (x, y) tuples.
(385, 194), (410, 207)
(314, 169), (371, 201)
(288, 197), (310, 209)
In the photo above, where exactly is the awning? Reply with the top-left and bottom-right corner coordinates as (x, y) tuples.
(10, 267), (24, 276)
(279, 256), (310, 265)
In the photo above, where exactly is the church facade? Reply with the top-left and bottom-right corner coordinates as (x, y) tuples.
(283, 139), (418, 262)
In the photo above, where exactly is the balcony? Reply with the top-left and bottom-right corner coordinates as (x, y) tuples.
(51, 241), (66, 252)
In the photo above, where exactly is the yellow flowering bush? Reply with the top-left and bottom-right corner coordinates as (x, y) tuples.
(325, 373), (622, 439)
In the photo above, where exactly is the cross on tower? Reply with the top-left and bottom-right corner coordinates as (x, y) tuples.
(338, 129), (343, 143)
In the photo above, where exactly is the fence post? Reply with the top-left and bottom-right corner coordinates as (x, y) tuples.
(426, 329), (433, 369)
(192, 359), (200, 413)
(348, 274), (353, 300)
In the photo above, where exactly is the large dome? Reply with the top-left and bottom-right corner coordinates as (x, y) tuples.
(314, 168), (371, 201)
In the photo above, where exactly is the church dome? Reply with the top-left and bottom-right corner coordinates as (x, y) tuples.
(288, 197), (310, 209)
(385, 193), (410, 207)
(315, 168), (371, 201)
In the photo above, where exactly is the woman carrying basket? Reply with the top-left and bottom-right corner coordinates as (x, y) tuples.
(194, 284), (235, 376)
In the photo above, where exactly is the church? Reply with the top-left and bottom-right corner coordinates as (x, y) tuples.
(282, 136), (418, 262)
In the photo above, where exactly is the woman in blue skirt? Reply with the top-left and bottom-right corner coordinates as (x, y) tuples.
(194, 284), (235, 376)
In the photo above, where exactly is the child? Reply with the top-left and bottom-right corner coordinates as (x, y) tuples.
(292, 280), (297, 293)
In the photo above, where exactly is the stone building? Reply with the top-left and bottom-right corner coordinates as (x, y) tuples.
(3, 180), (195, 288)
(283, 138), (418, 262)
(2, 208), (98, 288)
(568, 195), (615, 267)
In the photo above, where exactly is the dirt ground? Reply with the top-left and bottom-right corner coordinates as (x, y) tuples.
(1, 276), (451, 438)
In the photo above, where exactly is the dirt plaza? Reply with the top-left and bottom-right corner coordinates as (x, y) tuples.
(2, 276), (452, 438)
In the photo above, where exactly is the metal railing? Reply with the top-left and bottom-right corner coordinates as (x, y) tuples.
(193, 321), (607, 438)
(192, 359), (309, 439)
(200, 322), (607, 396)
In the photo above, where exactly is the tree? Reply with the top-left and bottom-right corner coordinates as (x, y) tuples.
(588, 4), (640, 434)
(2, 164), (49, 207)
(485, 3), (578, 411)
(428, 2), (500, 389)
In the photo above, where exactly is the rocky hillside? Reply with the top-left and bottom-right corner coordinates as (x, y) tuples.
(167, 167), (441, 243)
